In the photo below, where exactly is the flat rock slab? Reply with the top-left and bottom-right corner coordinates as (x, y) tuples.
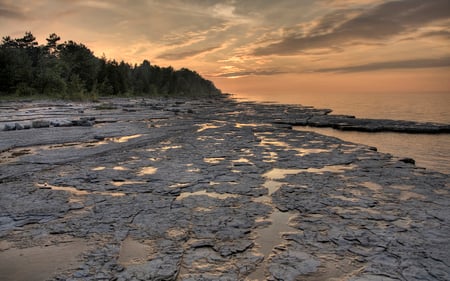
(282, 114), (450, 134)
(0, 97), (449, 281)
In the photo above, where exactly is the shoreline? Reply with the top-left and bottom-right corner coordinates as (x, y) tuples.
(0, 97), (449, 280)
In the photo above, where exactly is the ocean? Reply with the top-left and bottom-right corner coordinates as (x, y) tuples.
(233, 92), (450, 174)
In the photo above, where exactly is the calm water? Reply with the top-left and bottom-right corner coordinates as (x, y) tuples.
(234, 92), (450, 174)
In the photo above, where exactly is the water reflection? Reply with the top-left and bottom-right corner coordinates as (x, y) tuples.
(203, 157), (226, 164)
(196, 122), (224, 132)
(233, 91), (450, 123)
(249, 170), (298, 280)
(176, 190), (239, 200)
(0, 239), (87, 281)
(37, 183), (126, 197)
(111, 180), (145, 187)
(138, 167), (158, 176)
(360, 181), (383, 192)
(118, 237), (153, 266)
(264, 164), (356, 184)
(295, 126), (450, 174)
(111, 134), (142, 143)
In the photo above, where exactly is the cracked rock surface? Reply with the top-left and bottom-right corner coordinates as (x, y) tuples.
(0, 97), (449, 281)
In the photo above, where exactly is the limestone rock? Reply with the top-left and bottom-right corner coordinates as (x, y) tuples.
(268, 250), (320, 281)
(32, 120), (50, 128)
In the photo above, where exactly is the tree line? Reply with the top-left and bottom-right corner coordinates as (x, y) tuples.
(0, 32), (221, 100)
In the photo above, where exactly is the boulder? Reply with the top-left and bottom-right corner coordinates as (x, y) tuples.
(32, 120), (50, 128)
(3, 123), (16, 131)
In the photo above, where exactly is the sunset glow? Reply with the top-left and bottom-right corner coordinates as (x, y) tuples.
(1, 0), (449, 95)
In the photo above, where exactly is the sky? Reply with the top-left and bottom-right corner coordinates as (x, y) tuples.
(1, 0), (449, 98)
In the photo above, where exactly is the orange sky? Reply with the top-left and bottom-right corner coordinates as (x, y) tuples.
(1, 0), (449, 97)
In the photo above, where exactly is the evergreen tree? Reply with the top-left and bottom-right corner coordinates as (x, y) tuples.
(0, 31), (221, 99)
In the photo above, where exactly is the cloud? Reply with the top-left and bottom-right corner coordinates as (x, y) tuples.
(0, 2), (27, 19)
(253, 0), (450, 56)
(157, 45), (222, 60)
(213, 69), (287, 78)
(421, 30), (450, 40)
(316, 57), (450, 73)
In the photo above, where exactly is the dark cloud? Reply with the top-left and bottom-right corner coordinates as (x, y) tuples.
(157, 45), (221, 60)
(0, 3), (27, 19)
(421, 30), (450, 40)
(254, 0), (450, 56)
(214, 69), (287, 78)
(317, 57), (450, 73)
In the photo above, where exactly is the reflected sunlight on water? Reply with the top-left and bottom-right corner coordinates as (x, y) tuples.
(233, 91), (450, 174)
(295, 127), (450, 174)
(234, 92), (450, 123)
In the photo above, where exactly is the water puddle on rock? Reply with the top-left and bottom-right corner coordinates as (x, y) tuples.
(203, 157), (226, 164)
(118, 237), (154, 266)
(138, 166), (158, 176)
(360, 181), (383, 192)
(110, 134), (142, 143)
(176, 190), (240, 200)
(1, 135), (146, 164)
(248, 172), (298, 280)
(249, 164), (357, 280)
(0, 239), (87, 281)
(37, 183), (126, 197)
(256, 134), (333, 157)
(111, 180), (146, 187)
(263, 164), (355, 182)
(196, 122), (226, 133)
(295, 148), (330, 156)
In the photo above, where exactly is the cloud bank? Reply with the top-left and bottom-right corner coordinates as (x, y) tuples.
(317, 57), (450, 73)
(253, 0), (450, 56)
(0, 0), (449, 81)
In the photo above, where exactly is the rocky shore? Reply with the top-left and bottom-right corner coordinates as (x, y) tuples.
(274, 113), (450, 134)
(0, 97), (449, 281)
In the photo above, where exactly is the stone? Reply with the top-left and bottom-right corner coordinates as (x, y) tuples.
(72, 117), (96, 127)
(50, 119), (73, 127)
(3, 123), (16, 131)
(213, 240), (254, 257)
(15, 123), (24, 130)
(0, 98), (448, 281)
(399, 157), (415, 165)
(268, 250), (320, 281)
(281, 114), (450, 134)
(349, 274), (400, 281)
(32, 120), (50, 128)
